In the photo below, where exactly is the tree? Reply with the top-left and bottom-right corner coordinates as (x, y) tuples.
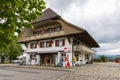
(99, 55), (107, 62)
(0, 0), (46, 48)
(0, 36), (22, 63)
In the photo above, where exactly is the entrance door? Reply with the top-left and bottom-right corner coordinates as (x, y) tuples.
(40, 55), (45, 65)
(40, 54), (53, 66)
(45, 55), (52, 65)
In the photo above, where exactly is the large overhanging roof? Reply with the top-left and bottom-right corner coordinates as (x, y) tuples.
(59, 18), (99, 47)
(73, 31), (99, 47)
(22, 8), (99, 48)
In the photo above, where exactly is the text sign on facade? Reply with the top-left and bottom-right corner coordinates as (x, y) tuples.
(64, 47), (71, 53)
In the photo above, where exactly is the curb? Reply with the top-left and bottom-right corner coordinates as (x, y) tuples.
(14, 66), (71, 72)
(1, 65), (71, 72)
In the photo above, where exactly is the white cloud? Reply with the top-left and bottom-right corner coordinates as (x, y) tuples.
(105, 48), (120, 53)
(95, 42), (120, 55)
(83, 0), (116, 18)
(44, 0), (120, 55)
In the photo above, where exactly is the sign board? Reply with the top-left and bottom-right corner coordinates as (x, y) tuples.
(64, 47), (71, 53)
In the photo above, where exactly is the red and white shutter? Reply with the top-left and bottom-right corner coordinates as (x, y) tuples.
(62, 39), (65, 46)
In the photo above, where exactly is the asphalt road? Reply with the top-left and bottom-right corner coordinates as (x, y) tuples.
(0, 67), (67, 80)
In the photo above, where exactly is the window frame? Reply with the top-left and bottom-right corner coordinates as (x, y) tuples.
(55, 39), (65, 47)
(54, 26), (61, 32)
(39, 41), (46, 48)
(30, 42), (37, 49)
(46, 41), (52, 47)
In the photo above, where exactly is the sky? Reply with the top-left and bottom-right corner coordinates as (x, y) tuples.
(44, 0), (120, 55)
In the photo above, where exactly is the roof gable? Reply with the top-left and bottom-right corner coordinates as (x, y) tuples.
(31, 8), (60, 24)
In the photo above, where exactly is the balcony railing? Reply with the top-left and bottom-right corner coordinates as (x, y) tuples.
(73, 44), (96, 53)
(24, 31), (65, 41)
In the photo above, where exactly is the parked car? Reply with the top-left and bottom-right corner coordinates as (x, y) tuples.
(12, 58), (20, 63)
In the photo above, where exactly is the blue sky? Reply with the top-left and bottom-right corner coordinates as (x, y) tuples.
(44, 0), (120, 55)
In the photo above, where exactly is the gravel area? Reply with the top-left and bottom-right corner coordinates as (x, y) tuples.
(50, 62), (120, 80)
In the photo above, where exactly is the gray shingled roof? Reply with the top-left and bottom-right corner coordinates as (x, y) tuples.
(31, 8), (60, 24)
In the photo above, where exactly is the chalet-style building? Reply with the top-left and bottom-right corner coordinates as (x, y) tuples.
(18, 8), (99, 66)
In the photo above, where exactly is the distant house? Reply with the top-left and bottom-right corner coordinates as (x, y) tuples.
(17, 8), (99, 66)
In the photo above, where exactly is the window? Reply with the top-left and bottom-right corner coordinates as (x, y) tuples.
(30, 43), (34, 49)
(44, 29), (48, 33)
(59, 40), (63, 46)
(39, 42), (45, 48)
(30, 42), (37, 49)
(54, 26), (61, 31)
(33, 31), (39, 36)
(47, 28), (52, 33)
(33, 32), (37, 36)
(40, 30), (45, 34)
(46, 41), (52, 47)
(55, 39), (65, 47)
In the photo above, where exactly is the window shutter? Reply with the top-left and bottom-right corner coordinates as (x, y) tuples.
(44, 29), (47, 33)
(35, 43), (37, 48)
(55, 40), (58, 47)
(30, 43), (32, 49)
(62, 39), (65, 46)
(49, 41), (52, 47)
(40, 42), (42, 48)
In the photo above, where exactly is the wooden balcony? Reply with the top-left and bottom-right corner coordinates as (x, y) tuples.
(24, 31), (65, 41)
(73, 44), (96, 53)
